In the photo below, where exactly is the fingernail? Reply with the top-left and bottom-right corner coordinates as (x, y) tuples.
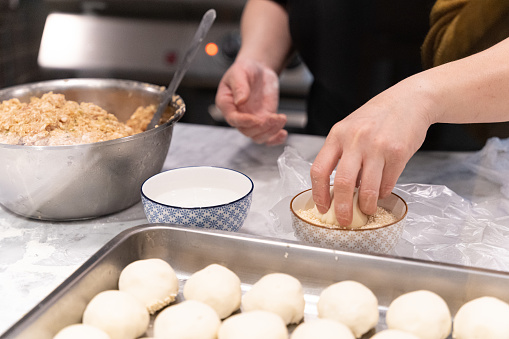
(233, 91), (244, 105)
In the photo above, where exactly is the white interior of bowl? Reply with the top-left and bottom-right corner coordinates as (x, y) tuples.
(377, 193), (407, 220)
(291, 189), (316, 211)
(142, 166), (253, 208)
(291, 189), (407, 227)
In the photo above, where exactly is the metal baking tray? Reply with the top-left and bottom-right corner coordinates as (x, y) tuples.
(3, 224), (509, 339)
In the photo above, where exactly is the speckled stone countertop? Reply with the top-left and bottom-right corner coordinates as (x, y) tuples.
(1, 122), (508, 334)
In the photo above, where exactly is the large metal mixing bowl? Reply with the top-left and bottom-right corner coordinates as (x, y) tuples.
(0, 78), (185, 220)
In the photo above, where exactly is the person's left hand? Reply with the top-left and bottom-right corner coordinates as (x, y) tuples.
(215, 59), (288, 145)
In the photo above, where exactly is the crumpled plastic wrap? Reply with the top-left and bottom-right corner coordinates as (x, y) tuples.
(463, 137), (509, 199)
(269, 139), (509, 272)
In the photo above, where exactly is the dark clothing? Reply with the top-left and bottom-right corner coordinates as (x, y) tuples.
(269, 0), (486, 151)
(270, 0), (432, 137)
(273, 0), (372, 135)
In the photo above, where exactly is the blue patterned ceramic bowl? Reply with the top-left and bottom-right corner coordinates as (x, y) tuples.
(141, 166), (253, 232)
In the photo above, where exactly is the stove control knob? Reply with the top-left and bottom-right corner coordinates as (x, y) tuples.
(221, 31), (241, 62)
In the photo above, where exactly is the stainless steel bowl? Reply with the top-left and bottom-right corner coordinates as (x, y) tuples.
(0, 78), (185, 220)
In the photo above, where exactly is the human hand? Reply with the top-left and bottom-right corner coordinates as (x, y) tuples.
(215, 59), (288, 145)
(310, 78), (434, 227)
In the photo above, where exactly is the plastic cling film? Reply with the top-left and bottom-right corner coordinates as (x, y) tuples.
(269, 142), (509, 272)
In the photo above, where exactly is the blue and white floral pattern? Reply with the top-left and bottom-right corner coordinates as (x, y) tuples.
(142, 193), (252, 232)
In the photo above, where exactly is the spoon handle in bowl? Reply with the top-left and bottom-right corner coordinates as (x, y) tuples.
(147, 9), (217, 130)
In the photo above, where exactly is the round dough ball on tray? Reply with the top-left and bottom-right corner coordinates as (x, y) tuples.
(153, 300), (221, 339)
(370, 329), (420, 339)
(317, 280), (379, 338)
(53, 324), (111, 339)
(118, 258), (179, 314)
(242, 272), (305, 324)
(218, 310), (288, 339)
(183, 263), (241, 319)
(452, 296), (509, 339)
(82, 290), (149, 339)
(291, 319), (355, 339)
(386, 290), (451, 339)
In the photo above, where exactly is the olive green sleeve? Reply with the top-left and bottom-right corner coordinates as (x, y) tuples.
(421, 0), (509, 69)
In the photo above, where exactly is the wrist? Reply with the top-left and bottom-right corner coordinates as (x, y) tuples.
(235, 49), (284, 74)
(401, 70), (444, 126)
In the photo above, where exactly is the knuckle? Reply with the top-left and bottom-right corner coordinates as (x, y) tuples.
(327, 124), (346, 143)
(309, 164), (320, 178)
(384, 142), (408, 161)
(379, 182), (396, 197)
(312, 193), (327, 207)
(359, 187), (378, 199)
(310, 163), (328, 181)
(334, 175), (355, 189)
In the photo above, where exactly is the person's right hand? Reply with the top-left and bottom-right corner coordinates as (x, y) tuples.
(310, 75), (434, 227)
(215, 58), (288, 145)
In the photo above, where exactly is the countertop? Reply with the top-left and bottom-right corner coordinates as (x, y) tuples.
(1, 122), (508, 334)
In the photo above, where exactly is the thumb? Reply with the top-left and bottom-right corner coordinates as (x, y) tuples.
(231, 71), (251, 106)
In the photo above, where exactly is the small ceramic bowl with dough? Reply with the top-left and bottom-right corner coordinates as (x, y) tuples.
(142, 166), (253, 232)
(290, 188), (407, 254)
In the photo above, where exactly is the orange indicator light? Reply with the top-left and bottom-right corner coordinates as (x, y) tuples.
(205, 42), (219, 56)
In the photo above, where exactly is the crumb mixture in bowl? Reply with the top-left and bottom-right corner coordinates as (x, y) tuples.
(297, 206), (397, 230)
(0, 92), (157, 146)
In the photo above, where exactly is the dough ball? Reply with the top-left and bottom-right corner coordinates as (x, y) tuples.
(53, 324), (111, 339)
(312, 189), (367, 228)
(370, 329), (420, 339)
(118, 258), (179, 314)
(82, 290), (149, 339)
(452, 296), (509, 339)
(218, 310), (288, 339)
(386, 290), (451, 339)
(153, 300), (221, 339)
(317, 280), (378, 337)
(183, 263), (241, 319)
(242, 272), (305, 324)
(291, 319), (355, 339)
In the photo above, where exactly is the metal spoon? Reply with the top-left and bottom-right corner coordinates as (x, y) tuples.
(146, 9), (217, 130)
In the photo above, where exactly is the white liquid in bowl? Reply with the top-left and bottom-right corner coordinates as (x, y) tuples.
(154, 187), (242, 207)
